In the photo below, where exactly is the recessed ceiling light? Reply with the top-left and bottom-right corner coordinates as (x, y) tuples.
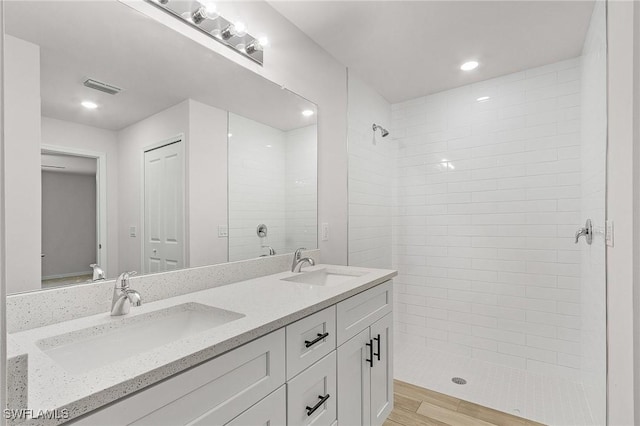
(265, 144), (272, 148)
(476, 96), (491, 102)
(227, 133), (232, 137)
(460, 61), (479, 71)
(81, 101), (98, 110)
(302, 110), (314, 117)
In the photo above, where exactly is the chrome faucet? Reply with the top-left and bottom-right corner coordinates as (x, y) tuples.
(262, 245), (276, 256)
(90, 263), (105, 281)
(111, 271), (142, 316)
(291, 248), (315, 272)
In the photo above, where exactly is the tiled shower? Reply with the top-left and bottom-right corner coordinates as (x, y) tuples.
(348, 3), (606, 425)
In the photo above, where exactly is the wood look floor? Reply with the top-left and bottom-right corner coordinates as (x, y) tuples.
(385, 380), (547, 426)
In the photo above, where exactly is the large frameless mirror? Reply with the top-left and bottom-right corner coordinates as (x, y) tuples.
(3, 0), (318, 294)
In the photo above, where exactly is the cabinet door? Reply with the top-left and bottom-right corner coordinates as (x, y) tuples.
(337, 328), (371, 426)
(224, 385), (286, 426)
(370, 312), (393, 426)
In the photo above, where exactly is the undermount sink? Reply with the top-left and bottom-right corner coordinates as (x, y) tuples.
(36, 303), (244, 374)
(282, 267), (365, 286)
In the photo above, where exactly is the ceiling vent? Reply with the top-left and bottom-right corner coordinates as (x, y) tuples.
(83, 78), (123, 95)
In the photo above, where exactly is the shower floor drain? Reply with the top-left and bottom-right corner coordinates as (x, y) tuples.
(451, 377), (467, 385)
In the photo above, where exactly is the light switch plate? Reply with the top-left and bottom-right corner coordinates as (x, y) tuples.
(606, 220), (614, 247)
(129, 226), (136, 237)
(218, 225), (229, 238)
(321, 223), (329, 241)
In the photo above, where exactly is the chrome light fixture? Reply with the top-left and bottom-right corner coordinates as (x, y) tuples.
(192, 3), (218, 24)
(146, 0), (266, 65)
(246, 37), (268, 54)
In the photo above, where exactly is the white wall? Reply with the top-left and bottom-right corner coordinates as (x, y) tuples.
(229, 114), (317, 260)
(579, 1), (607, 423)
(392, 58), (584, 378)
(41, 117), (119, 277)
(285, 125), (317, 251)
(228, 113), (287, 260)
(187, 100), (228, 267)
(41, 171), (96, 278)
(118, 99), (229, 273)
(122, 0), (349, 265)
(4, 35), (41, 294)
(347, 73), (393, 269)
(117, 100), (190, 273)
(606, 1), (638, 424)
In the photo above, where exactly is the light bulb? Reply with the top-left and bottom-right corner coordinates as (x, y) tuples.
(192, 2), (217, 24)
(302, 110), (314, 117)
(476, 96), (490, 102)
(246, 36), (268, 54)
(234, 21), (247, 37)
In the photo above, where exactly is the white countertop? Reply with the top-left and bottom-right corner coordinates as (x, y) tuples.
(7, 264), (396, 425)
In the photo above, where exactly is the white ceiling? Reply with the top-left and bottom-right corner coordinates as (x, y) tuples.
(5, 1), (316, 131)
(270, 1), (595, 103)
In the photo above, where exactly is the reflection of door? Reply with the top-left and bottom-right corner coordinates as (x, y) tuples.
(144, 140), (184, 274)
(40, 150), (103, 288)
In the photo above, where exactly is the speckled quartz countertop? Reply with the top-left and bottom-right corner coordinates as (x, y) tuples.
(7, 264), (396, 425)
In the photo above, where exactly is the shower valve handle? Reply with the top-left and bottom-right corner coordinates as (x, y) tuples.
(575, 219), (593, 245)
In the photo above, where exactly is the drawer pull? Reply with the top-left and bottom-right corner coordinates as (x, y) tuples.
(373, 334), (381, 361)
(306, 394), (330, 416)
(366, 339), (373, 367)
(305, 332), (329, 348)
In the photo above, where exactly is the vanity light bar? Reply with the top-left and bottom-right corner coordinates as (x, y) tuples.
(146, 0), (265, 65)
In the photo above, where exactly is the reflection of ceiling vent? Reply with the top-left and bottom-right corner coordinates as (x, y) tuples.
(83, 78), (123, 95)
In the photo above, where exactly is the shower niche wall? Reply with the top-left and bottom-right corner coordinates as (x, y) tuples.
(348, 2), (607, 425)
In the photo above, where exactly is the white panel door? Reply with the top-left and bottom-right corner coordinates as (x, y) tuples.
(144, 141), (184, 274)
(337, 328), (371, 426)
(370, 312), (393, 426)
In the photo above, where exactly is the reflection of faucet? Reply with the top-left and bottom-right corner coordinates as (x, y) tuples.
(111, 271), (142, 316)
(291, 248), (315, 272)
(261, 246), (276, 256)
(90, 264), (105, 281)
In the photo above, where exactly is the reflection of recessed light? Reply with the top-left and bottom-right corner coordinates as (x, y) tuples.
(265, 144), (272, 148)
(476, 96), (491, 102)
(228, 133), (232, 137)
(302, 110), (314, 117)
(81, 101), (98, 109)
(461, 61), (479, 71)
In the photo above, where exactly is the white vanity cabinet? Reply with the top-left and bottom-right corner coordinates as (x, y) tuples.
(337, 282), (394, 426)
(70, 281), (393, 426)
(72, 329), (286, 426)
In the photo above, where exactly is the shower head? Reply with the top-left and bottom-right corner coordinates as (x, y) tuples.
(372, 123), (389, 137)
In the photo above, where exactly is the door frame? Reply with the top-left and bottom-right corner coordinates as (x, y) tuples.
(140, 134), (186, 274)
(40, 144), (108, 277)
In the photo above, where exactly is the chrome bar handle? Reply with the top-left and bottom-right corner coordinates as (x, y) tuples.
(575, 219), (593, 245)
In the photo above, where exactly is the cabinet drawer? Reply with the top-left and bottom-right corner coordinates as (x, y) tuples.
(286, 306), (336, 379)
(337, 281), (392, 345)
(73, 329), (285, 426)
(287, 351), (337, 426)
(225, 385), (286, 426)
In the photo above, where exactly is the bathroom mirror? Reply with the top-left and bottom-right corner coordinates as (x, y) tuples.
(3, 0), (318, 294)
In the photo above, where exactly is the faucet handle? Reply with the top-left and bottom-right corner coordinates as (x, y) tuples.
(294, 247), (307, 259)
(116, 271), (137, 288)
